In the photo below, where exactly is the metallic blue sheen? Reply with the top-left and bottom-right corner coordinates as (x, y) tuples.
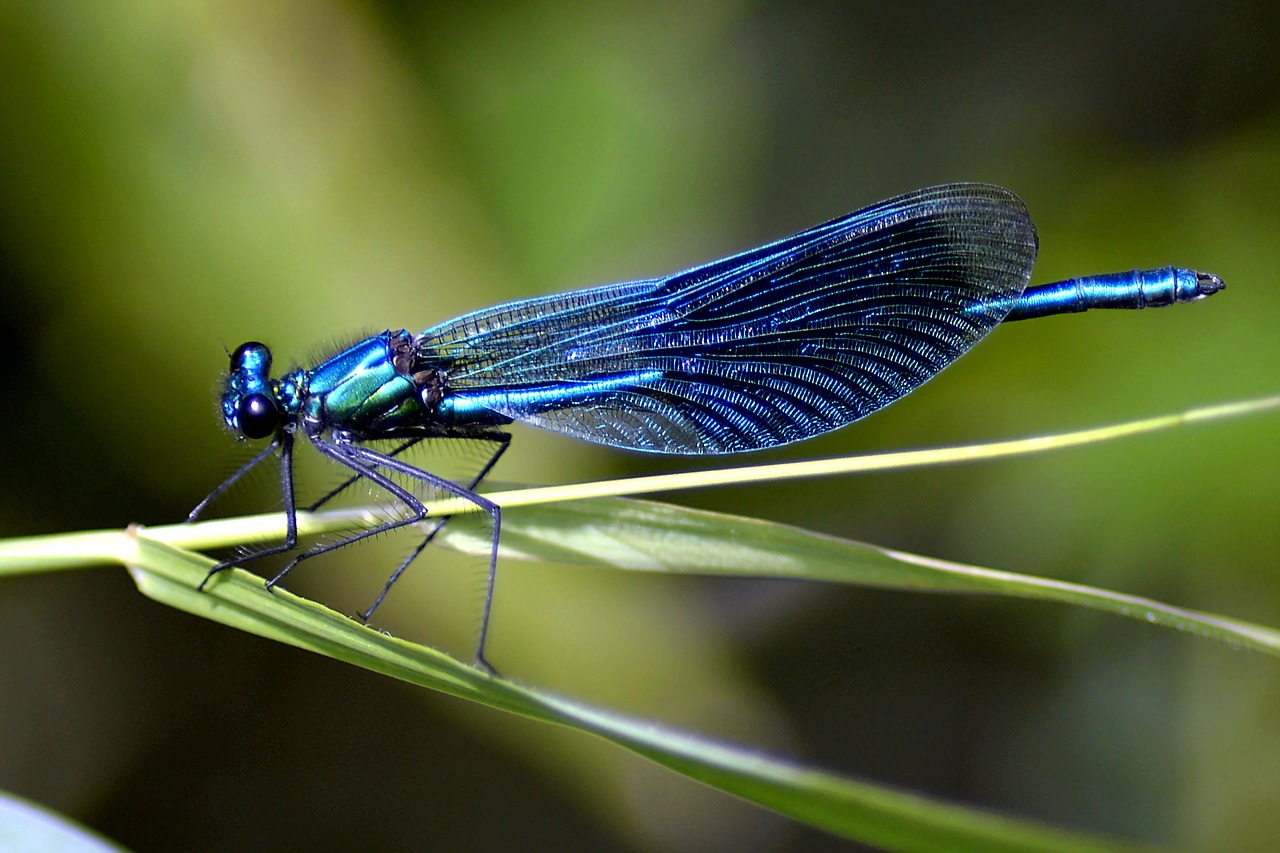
(1002, 267), (1225, 321)
(221, 342), (275, 431)
(219, 183), (1224, 454)
(416, 183), (1040, 453)
(199, 182), (1224, 670)
(440, 369), (667, 421)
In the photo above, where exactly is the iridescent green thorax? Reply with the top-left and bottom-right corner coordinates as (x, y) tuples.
(300, 330), (429, 437)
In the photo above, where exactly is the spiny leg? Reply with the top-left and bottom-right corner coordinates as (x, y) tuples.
(263, 436), (433, 590)
(306, 437), (424, 513)
(360, 432), (511, 623)
(188, 438), (280, 522)
(327, 439), (504, 674)
(199, 431), (299, 590)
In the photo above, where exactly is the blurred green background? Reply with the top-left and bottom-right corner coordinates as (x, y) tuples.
(1, 2), (1278, 851)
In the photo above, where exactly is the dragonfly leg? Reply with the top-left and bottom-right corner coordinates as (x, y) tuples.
(262, 436), (431, 591)
(188, 438), (279, 522)
(360, 432), (511, 621)
(322, 438), (505, 674)
(357, 433), (511, 673)
(199, 431), (299, 589)
(306, 437), (424, 513)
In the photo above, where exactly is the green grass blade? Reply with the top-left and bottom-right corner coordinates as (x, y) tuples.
(1, 397), (1273, 848)
(117, 532), (1142, 852)
(135, 394), (1280, 549)
(374, 394), (1280, 518)
(439, 496), (1280, 656)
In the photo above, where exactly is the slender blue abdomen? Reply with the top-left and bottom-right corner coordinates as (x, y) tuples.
(1004, 267), (1224, 321)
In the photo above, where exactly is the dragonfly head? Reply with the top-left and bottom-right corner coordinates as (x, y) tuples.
(223, 341), (283, 440)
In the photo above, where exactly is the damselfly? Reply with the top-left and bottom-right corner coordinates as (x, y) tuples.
(191, 183), (1223, 672)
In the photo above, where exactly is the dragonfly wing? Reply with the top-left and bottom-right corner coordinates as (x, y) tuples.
(418, 183), (1038, 453)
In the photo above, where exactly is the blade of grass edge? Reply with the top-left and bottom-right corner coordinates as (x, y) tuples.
(437, 497), (1280, 657)
(122, 533), (1144, 853)
(127, 394), (1278, 557)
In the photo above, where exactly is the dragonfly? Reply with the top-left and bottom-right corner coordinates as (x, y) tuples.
(191, 182), (1224, 673)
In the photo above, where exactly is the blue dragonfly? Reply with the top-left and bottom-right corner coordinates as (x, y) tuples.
(191, 183), (1223, 673)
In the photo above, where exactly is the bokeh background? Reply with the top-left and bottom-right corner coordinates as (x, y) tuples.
(1, 3), (1278, 851)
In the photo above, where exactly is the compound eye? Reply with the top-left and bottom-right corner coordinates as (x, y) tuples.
(237, 392), (280, 439)
(230, 341), (271, 372)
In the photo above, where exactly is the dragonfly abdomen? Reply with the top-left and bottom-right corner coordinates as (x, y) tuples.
(439, 369), (666, 425)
